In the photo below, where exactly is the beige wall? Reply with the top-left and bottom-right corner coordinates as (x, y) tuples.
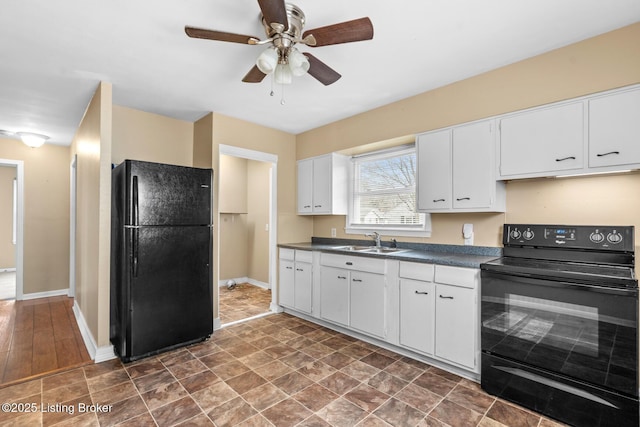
(219, 213), (249, 281)
(0, 167), (16, 268)
(70, 82), (113, 347)
(246, 160), (270, 284)
(297, 23), (640, 249)
(194, 112), (307, 318)
(112, 105), (194, 166)
(219, 155), (248, 213)
(0, 139), (70, 293)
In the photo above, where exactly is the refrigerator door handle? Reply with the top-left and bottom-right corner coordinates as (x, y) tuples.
(132, 176), (139, 227)
(132, 175), (139, 277)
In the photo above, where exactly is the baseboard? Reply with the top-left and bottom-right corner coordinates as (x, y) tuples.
(219, 277), (271, 290)
(22, 289), (69, 300)
(72, 301), (116, 363)
(213, 317), (222, 331)
(0, 267), (16, 273)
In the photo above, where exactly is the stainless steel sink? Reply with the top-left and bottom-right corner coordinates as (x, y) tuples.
(363, 247), (409, 254)
(332, 245), (373, 252)
(332, 245), (409, 255)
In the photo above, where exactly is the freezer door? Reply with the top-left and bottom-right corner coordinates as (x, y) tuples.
(127, 225), (213, 359)
(127, 160), (212, 226)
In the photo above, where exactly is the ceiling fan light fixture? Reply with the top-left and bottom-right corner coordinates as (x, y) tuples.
(288, 49), (309, 76)
(274, 63), (293, 85)
(17, 132), (49, 148)
(256, 47), (278, 74)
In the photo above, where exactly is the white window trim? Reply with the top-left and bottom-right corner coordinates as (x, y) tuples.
(345, 146), (431, 238)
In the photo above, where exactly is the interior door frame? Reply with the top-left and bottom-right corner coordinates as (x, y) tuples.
(0, 159), (24, 299)
(218, 145), (279, 319)
(69, 155), (77, 297)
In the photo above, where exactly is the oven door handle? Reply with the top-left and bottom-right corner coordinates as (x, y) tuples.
(481, 270), (638, 297)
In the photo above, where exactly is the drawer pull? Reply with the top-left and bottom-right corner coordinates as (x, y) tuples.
(456, 197), (470, 201)
(555, 156), (576, 162)
(439, 295), (454, 299)
(314, 205), (322, 208)
(352, 279), (363, 282)
(338, 276), (347, 279)
(303, 205), (311, 208)
(285, 266), (293, 270)
(296, 268), (304, 271)
(596, 151), (620, 157)
(414, 291), (429, 295)
(346, 262), (353, 265)
(433, 198), (445, 202)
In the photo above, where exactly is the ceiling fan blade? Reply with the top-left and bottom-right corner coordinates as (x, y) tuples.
(303, 17), (373, 47)
(258, 0), (288, 31)
(242, 65), (267, 83)
(185, 26), (259, 44)
(303, 53), (341, 86)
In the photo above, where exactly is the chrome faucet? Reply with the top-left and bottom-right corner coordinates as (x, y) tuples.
(365, 232), (381, 248)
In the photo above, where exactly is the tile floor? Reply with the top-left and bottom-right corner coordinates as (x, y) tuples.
(219, 283), (272, 325)
(0, 313), (567, 427)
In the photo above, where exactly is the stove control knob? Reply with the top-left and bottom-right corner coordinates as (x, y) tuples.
(607, 232), (623, 244)
(523, 229), (534, 240)
(510, 229), (521, 240)
(590, 232), (605, 243)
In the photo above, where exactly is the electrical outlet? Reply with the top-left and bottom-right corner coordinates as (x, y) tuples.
(331, 228), (336, 238)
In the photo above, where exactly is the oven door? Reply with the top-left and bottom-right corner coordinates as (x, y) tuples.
(481, 270), (638, 397)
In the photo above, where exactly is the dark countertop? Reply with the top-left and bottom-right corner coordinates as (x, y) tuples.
(278, 237), (502, 269)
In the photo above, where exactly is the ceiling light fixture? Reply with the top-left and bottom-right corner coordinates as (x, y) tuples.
(17, 132), (49, 148)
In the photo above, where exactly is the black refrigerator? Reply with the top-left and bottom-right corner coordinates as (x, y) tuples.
(110, 159), (213, 362)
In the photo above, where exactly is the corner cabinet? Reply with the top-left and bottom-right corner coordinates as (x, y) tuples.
(297, 153), (349, 215)
(416, 119), (505, 213)
(279, 249), (312, 314)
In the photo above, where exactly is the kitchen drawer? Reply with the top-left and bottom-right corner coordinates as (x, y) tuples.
(399, 261), (434, 282)
(320, 253), (385, 274)
(279, 248), (295, 261)
(434, 265), (478, 289)
(295, 250), (313, 263)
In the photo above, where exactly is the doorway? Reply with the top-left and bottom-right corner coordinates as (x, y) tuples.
(217, 145), (278, 326)
(0, 160), (23, 301)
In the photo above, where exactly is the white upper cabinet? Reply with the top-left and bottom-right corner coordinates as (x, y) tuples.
(417, 119), (505, 213)
(297, 153), (349, 215)
(499, 102), (584, 178)
(416, 129), (451, 211)
(588, 87), (640, 169)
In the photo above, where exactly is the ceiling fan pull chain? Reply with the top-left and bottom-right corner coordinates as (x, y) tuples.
(280, 84), (286, 105)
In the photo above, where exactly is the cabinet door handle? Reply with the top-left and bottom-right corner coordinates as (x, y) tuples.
(456, 197), (470, 201)
(439, 295), (454, 299)
(414, 291), (429, 295)
(352, 278), (363, 282)
(337, 276), (347, 279)
(555, 156), (576, 162)
(314, 205), (322, 208)
(296, 268), (303, 271)
(346, 262), (353, 266)
(303, 205), (311, 208)
(433, 198), (446, 203)
(285, 266), (293, 270)
(596, 151), (620, 157)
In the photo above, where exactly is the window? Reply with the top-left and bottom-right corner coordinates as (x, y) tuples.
(346, 146), (431, 237)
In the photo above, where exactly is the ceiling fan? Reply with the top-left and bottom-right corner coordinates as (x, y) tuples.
(185, 0), (374, 86)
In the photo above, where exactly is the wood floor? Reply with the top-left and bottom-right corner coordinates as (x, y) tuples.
(0, 296), (92, 386)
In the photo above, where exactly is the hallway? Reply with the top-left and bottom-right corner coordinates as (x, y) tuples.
(0, 296), (92, 386)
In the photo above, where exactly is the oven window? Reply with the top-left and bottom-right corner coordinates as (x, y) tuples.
(481, 272), (637, 397)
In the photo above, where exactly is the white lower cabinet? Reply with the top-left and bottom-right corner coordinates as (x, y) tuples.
(398, 261), (479, 372)
(350, 271), (386, 339)
(319, 266), (349, 326)
(278, 249), (312, 314)
(434, 283), (476, 369)
(399, 279), (435, 355)
(311, 251), (479, 374)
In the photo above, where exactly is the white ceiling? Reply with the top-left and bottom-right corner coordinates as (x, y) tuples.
(0, 0), (638, 146)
